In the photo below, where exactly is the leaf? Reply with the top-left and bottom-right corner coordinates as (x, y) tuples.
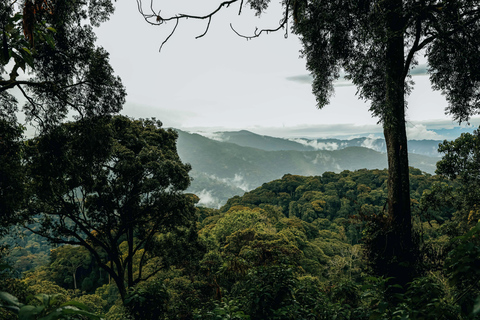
(44, 33), (55, 48)
(22, 47), (32, 55)
(0, 291), (21, 307)
(474, 295), (480, 314)
(59, 300), (90, 310)
(19, 305), (45, 319)
(20, 49), (35, 69)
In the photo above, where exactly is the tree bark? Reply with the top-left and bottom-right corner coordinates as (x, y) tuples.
(127, 225), (134, 288)
(383, 0), (415, 288)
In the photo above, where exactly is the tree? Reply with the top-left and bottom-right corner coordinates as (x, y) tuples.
(1, 0), (125, 233)
(0, 119), (25, 235)
(436, 126), (480, 220)
(25, 115), (196, 301)
(50, 245), (91, 291)
(0, 0), (124, 127)
(138, 0), (480, 285)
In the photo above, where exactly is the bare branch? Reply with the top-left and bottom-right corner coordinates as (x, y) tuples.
(230, 18), (288, 40)
(196, 16), (212, 39)
(230, 2), (291, 40)
(238, 0), (244, 15)
(138, 0), (250, 50)
(159, 18), (179, 52)
(137, 0), (239, 25)
(17, 84), (45, 127)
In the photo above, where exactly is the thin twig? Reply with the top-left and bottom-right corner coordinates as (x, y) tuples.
(159, 18), (179, 52)
(196, 16), (212, 39)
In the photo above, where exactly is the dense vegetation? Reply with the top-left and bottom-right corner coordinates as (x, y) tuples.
(2, 0), (480, 319)
(2, 137), (480, 319)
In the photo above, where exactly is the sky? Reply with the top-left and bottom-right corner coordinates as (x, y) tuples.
(93, 0), (480, 140)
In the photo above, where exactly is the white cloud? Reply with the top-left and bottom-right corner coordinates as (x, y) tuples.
(196, 189), (222, 208)
(232, 174), (250, 191)
(207, 173), (251, 191)
(406, 124), (441, 140)
(311, 153), (341, 171)
(361, 134), (384, 152)
(193, 131), (227, 142)
(289, 138), (339, 150)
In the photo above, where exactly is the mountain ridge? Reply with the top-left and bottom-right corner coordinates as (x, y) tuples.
(175, 129), (440, 208)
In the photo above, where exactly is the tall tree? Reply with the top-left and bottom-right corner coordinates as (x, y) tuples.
(137, 0), (480, 284)
(25, 116), (196, 301)
(0, 0), (124, 232)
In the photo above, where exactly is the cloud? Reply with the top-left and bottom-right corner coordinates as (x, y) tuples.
(196, 189), (222, 208)
(361, 134), (384, 152)
(207, 174), (251, 192)
(289, 138), (339, 150)
(193, 131), (226, 142)
(285, 74), (313, 84)
(409, 64), (428, 76)
(286, 74), (354, 87)
(312, 153), (342, 171)
(286, 64), (429, 87)
(406, 124), (442, 140)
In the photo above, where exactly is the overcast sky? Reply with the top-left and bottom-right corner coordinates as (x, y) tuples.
(93, 0), (480, 140)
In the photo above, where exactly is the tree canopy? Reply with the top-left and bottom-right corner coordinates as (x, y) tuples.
(25, 115), (196, 300)
(0, 0), (124, 127)
(437, 127), (480, 217)
(0, 0), (124, 234)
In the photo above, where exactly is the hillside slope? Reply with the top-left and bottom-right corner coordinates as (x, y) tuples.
(176, 130), (439, 208)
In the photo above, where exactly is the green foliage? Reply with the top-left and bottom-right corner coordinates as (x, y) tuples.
(49, 245), (90, 291)
(194, 299), (250, 319)
(437, 127), (480, 217)
(25, 115), (195, 301)
(0, 120), (25, 235)
(445, 221), (480, 317)
(0, 291), (103, 320)
(0, 0), (125, 127)
(5, 164), (475, 319)
(124, 281), (169, 320)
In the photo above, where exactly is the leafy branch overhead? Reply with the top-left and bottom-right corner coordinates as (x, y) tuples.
(0, 0), (125, 128)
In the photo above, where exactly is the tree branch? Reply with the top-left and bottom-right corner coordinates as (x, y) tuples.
(403, 17), (422, 80)
(137, 0), (239, 25)
(159, 18), (178, 53)
(137, 0), (290, 49)
(230, 1), (291, 40)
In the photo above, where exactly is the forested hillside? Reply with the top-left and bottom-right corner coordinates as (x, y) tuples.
(176, 130), (439, 207)
(3, 164), (480, 319)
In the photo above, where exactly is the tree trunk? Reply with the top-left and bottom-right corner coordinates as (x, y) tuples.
(382, 0), (416, 288)
(127, 225), (134, 288)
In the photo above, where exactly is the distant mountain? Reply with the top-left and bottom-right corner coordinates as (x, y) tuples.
(175, 130), (440, 208)
(212, 130), (315, 151)
(208, 130), (442, 157)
